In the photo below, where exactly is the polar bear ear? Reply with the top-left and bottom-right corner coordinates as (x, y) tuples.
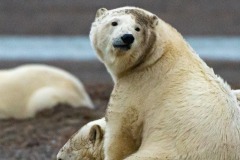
(89, 125), (104, 144)
(95, 8), (108, 19)
(151, 15), (159, 27)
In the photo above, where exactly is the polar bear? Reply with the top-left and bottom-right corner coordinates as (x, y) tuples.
(57, 118), (105, 160)
(0, 64), (94, 119)
(90, 7), (240, 160)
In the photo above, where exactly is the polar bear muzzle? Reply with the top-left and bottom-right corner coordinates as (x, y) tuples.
(113, 34), (135, 50)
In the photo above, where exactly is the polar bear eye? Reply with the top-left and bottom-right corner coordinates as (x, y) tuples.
(135, 27), (141, 32)
(111, 22), (118, 26)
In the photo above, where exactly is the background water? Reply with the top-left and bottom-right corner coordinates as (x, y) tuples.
(0, 36), (239, 61)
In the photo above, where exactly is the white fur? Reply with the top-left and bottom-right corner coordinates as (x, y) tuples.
(233, 89), (240, 105)
(57, 118), (106, 160)
(91, 7), (240, 160)
(0, 64), (94, 119)
(90, 7), (156, 82)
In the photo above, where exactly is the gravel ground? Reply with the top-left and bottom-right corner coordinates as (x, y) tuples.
(0, 84), (113, 160)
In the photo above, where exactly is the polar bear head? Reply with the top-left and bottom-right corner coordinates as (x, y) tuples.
(57, 118), (105, 160)
(90, 7), (161, 81)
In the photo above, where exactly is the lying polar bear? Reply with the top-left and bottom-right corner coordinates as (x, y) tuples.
(57, 118), (105, 160)
(0, 64), (94, 119)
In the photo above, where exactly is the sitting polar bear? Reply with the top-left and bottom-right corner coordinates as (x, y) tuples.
(0, 64), (94, 119)
(57, 118), (106, 160)
(90, 6), (240, 160)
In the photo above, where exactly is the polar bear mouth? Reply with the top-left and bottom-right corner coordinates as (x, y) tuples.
(113, 44), (131, 50)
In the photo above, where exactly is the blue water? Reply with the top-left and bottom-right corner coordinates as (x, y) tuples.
(0, 36), (239, 61)
(0, 36), (95, 60)
(186, 37), (240, 61)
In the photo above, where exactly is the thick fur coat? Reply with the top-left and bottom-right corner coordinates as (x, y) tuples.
(90, 7), (240, 160)
(0, 64), (93, 119)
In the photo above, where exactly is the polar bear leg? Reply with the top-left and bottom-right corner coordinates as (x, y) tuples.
(123, 149), (177, 160)
(123, 142), (178, 160)
(26, 87), (84, 118)
(104, 128), (138, 160)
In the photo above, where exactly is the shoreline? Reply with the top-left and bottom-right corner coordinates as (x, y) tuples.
(0, 36), (240, 61)
(0, 59), (239, 88)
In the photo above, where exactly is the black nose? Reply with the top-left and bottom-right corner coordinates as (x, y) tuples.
(121, 34), (134, 45)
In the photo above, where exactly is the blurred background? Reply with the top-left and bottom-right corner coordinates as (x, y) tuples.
(1, 0), (240, 85)
(0, 0), (240, 159)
